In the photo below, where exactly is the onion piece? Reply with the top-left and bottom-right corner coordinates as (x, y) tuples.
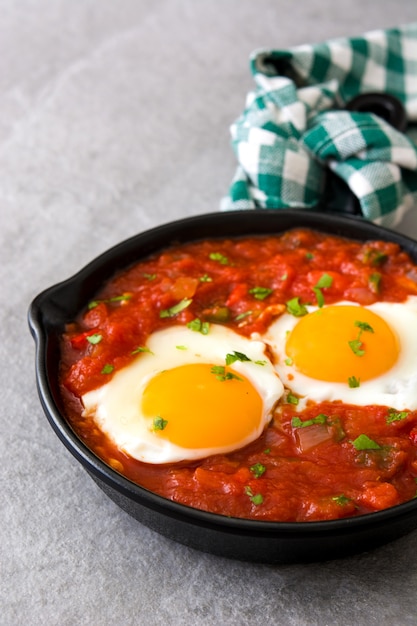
(295, 425), (333, 452)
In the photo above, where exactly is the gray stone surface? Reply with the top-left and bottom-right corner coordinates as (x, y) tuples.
(2, 2), (417, 624)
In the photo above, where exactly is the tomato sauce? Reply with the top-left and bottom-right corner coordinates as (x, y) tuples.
(60, 229), (417, 521)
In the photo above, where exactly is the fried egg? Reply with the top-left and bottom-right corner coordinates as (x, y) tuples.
(82, 324), (284, 463)
(261, 296), (417, 410)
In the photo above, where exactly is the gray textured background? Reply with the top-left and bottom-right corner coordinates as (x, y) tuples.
(2, 2), (417, 625)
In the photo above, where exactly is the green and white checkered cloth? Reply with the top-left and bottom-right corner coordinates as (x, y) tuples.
(222, 23), (417, 227)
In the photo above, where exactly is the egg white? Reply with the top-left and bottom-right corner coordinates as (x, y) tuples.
(82, 324), (284, 463)
(261, 296), (417, 411)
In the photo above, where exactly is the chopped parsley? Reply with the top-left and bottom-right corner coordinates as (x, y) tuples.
(351, 434), (381, 450)
(187, 318), (210, 335)
(88, 294), (132, 309)
(143, 273), (156, 281)
(348, 339), (365, 357)
(235, 310), (253, 321)
(363, 249), (388, 266)
(287, 393), (299, 405)
(313, 273), (333, 308)
(369, 272), (381, 293)
(291, 414), (327, 428)
(153, 416), (168, 431)
(312, 288), (324, 308)
(86, 333), (102, 345)
(101, 364), (114, 375)
(284, 357), (293, 366)
(249, 286), (273, 300)
(305, 252), (314, 260)
(250, 463), (266, 479)
(332, 494), (351, 506)
(176, 345), (187, 350)
(225, 351), (251, 365)
(386, 409), (409, 424)
(209, 252), (229, 265)
(210, 365), (242, 382)
(286, 297), (308, 317)
(355, 320), (374, 334)
(244, 486), (264, 505)
(199, 273), (212, 282)
(348, 376), (361, 388)
(315, 273), (333, 288)
(131, 346), (153, 355)
(348, 320), (374, 357)
(160, 298), (192, 318)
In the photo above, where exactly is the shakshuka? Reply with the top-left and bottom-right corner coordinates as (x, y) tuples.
(59, 228), (417, 521)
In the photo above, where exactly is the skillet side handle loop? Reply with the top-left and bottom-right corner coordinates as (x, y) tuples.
(322, 92), (408, 216)
(346, 92), (408, 133)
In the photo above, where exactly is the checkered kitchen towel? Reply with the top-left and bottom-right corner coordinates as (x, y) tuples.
(222, 23), (417, 227)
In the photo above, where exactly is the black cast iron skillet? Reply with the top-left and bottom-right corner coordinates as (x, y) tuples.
(28, 210), (417, 564)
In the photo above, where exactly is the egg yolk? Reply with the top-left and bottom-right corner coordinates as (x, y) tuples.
(285, 305), (399, 382)
(141, 363), (263, 449)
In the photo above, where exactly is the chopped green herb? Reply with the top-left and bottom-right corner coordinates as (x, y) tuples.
(101, 364), (114, 375)
(199, 274), (212, 282)
(284, 357), (293, 366)
(254, 360), (267, 366)
(315, 273), (333, 289)
(251, 493), (264, 505)
(109, 294), (131, 303)
(291, 414), (328, 428)
(369, 272), (381, 293)
(386, 409), (409, 424)
(348, 339), (365, 357)
(348, 376), (361, 388)
(235, 310), (253, 321)
(312, 286), (324, 308)
(349, 320), (374, 357)
(153, 416), (168, 431)
(351, 434), (381, 450)
(244, 486), (264, 505)
(287, 393), (299, 405)
(250, 463), (266, 479)
(249, 286), (273, 300)
(224, 371), (238, 381)
(364, 249), (388, 266)
(176, 345), (187, 350)
(263, 448), (271, 454)
(143, 273), (156, 281)
(86, 333), (102, 345)
(160, 298), (192, 318)
(223, 372), (243, 382)
(187, 318), (210, 335)
(305, 252), (314, 260)
(209, 252), (229, 265)
(332, 494), (351, 506)
(88, 294), (132, 310)
(281, 273), (288, 281)
(313, 273), (333, 308)
(131, 346), (153, 355)
(286, 297), (308, 317)
(225, 351), (251, 365)
(210, 365), (242, 382)
(354, 320), (374, 334)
